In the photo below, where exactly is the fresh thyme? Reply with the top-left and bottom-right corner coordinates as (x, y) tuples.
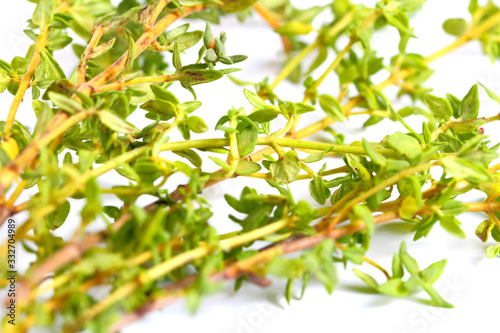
(1, 0), (500, 332)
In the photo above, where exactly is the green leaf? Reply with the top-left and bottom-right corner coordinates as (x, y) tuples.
(446, 93), (462, 119)
(399, 196), (419, 219)
(150, 85), (180, 104)
(221, 0), (259, 13)
(171, 31), (203, 52)
(443, 18), (467, 36)
(243, 89), (267, 108)
(392, 253), (404, 278)
(423, 94), (453, 122)
(248, 108), (279, 123)
(88, 38), (116, 59)
(353, 269), (379, 290)
(267, 257), (306, 279)
(275, 21), (313, 35)
(459, 84), (479, 120)
(179, 101), (202, 114)
(173, 150), (202, 168)
(419, 259), (447, 285)
(353, 205), (375, 236)
(302, 239), (337, 294)
(294, 103), (316, 114)
(125, 36), (136, 74)
(48, 92), (82, 114)
(378, 278), (409, 297)
(186, 116), (208, 133)
(319, 94), (345, 122)
(439, 215), (466, 239)
(303, 145), (334, 163)
(33, 0), (55, 28)
(46, 200), (70, 230)
(209, 156), (231, 170)
(478, 82), (500, 106)
(475, 220), (494, 242)
(450, 118), (487, 134)
(385, 132), (421, 160)
(0, 70), (10, 93)
(270, 150), (301, 183)
(235, 160), (261, 176)
(309, 176), (330, 204)
(485, 243), (500, 258)
(172, 42), (182, 71)
(236, 125), (257, 156)
(179, 69), (224, 86)
(140, 100), (177, 120)
(441, 156), (492, 183)
(98, 110), (139, 134)
(399, 242), (419, 275)
(203, 22), (213, 48)
(423, 284), (454, 308)
(41, 50), (65, 80)
(362, 139), (386, 167)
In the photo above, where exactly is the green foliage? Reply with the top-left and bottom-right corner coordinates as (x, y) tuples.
(1, 0), (500, 331)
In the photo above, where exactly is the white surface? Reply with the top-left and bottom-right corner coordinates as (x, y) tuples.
(1, 1), (500, 333)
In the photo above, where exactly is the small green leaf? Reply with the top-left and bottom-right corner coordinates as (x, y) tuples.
(236, 125), (258, 156)
(150, 85), (180, 104)
(378, 278), (409, 297)
(33, 0), (55, 28)
(179, 69), (224, 86)
(439, 215), (466, 239)
(450, 118), (487, 134)
(485, 243), (500, 258)
(362, 139), (386, 167)
(98, 110), (139, 134)
(443, 18), (467, 36)
(399, 242), (419, 275)
(173, 150), (202, 168)
(441, 156), (492, 183)
(48, 92), (82, 114)
(248, 109), (279, 123)
(221, 0), (259, 13)
(125, 36), (136, 74)
(353, 269), (379, 290)
(171, 31), (203, 52)
(419, 259), (447, 285)
(186, 116), (208, 133)
(140, 100), (177, 120)
(172, 42), (182, 71)
(478, 82), (500, 106)
(275, 21), (313, 35)
(353, 205), (374, 236)
(46, 200), (70, 230)
(209, 156), (231, 170)
(270, 150), (301, 183)
(319, 94), (345, 122)
(475, 220), (494, 242)
(243, 89), (267, 108)
(294, 103), (315, 114)
(203, 22), (213, 48)
(235, 160), (261, 176)
(392, 253), (404, 278)
(385, 132), (421, 160)
(278, 101), (296, 116)
(179, 101), (202, 114)
(309, 176), (330, 204)
(41, 50), (65, 80)
(423, 94), (453, 121)
(459, 84), (479, 120)
(399, 196), (419, 219)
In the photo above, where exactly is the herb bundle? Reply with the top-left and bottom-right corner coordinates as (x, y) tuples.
(1, 0), (500, 332)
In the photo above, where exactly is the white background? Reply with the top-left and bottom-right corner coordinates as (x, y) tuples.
(1, 0), (500, 332)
